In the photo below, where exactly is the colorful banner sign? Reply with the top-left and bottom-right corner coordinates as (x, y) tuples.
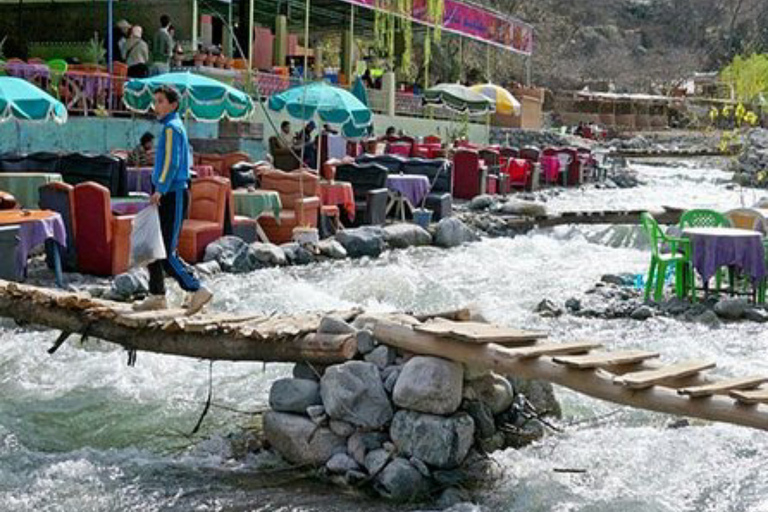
(337, 0), (534, 56)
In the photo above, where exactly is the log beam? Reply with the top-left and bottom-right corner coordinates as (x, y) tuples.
(372, 318), (768, 432)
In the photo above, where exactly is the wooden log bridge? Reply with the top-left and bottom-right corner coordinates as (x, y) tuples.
(502, 206), (683, 231)
(1, 280), (768, 432)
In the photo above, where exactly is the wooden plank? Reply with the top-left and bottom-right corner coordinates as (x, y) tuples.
(615, 360), (717, 389)
(553, 350), (660, 369)
(414, 320), (546, 345)
(729, 389), (768, 405)
(678, 377), (768, 398)
(507, 341), (603, 359)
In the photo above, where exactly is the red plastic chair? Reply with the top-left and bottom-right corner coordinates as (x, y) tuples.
(179, 177), (229, 263)
(424, 135), (441, 145)
(540, 155), (561, 185)
(506, 158), (533, 190)
(387, 143), (411, 158)
(258, 170), (321, 244)
(452, 149), (487, 200)
(73, 182), (133, 276)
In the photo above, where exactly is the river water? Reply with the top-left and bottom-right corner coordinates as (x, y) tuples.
(2, 159), (767, 512)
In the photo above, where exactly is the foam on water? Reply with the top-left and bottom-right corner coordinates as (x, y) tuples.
(1, 159), (767, 511)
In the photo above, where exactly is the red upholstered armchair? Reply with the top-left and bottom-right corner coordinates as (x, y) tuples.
(179, 177), (229, 263)
(73, 182), (133, 276)
(452, 149), (488, 200)
(258, 169), (320, 244)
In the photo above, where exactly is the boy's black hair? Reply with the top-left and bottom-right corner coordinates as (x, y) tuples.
(154, 86), (179, 109)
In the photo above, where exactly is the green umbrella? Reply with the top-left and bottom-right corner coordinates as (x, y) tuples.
(0, 76), (67, 123)
(268, 81), (372, 136)
(123, 71), (254, 122)
(423, 83), (496, 116)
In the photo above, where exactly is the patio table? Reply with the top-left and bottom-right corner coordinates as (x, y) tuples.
(385, 174), (430, 221)
(232, 189), (282, 219)
(0, 210), (66, 286)
(0, 172), (63, 208)
(126, 167), (153, 195)
(112, 197), (150, 215)
(683, 227), (766, 285)
(318, 181), (355, 223)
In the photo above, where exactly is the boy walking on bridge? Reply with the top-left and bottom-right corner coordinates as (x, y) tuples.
(133, 86), (212, 314)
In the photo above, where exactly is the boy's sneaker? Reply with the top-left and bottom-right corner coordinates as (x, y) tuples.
(132, 295), (168, 312)
(185, 286), (213, 315)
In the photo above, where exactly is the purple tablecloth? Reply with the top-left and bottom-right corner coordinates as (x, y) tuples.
(126, 167), (153, 194)
(684, 227), (766, 283)
(112, 199), (150, 215)
(5, 62), (50, 82)
(386, 174), (431, 206)
(17, 213), (67, 277)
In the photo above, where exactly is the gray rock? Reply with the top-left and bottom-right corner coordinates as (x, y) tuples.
(437, 488), (472, 510)
(195, 260), (221, 277)
(204, 236), (261, 273)
(601, 273), (632, 286)
(306, 405), (326, 422)
(280, 242), (315, 265)
(694, 309), (722, 327)
(745, 308), (768, 323)
(477, 432), (506, 453)
(355, 329), (377, 355)
(390, 410), (475, 469)
(348, 432), (389, 466)
(384, 223), (433, 249)
(320, 361), (393, 428)
(344, 470), (368, 486)
(364, 345), (397, 369)
(661, 297), (692, 316)
(317, 239), (348, 259)
(564, 297), (581, 312)
(393, 356), (464, 415)
(374, 458), (430, 502)
(250, 242), (287, 266)
(293, 362), (324, 381)
(329, 420), (355, 438)
(409, 457), (431, 478)
(535, 299), (563, 318)
(463, 400), (496, 439)
(335, 226), (386, 258)
(263, 412), (346, 466)
(318, 315), (356, 335)
(326, 453), (360, 474)
(111, 268), (149, 298)
(468, 194), (494, 211)
(463, 373), (514, 415)
(497, 200), (547, 217)
(268, 378), (321, 414)
(384, 368), (401, 394)
(433, 218), (481, 248)
(364, 448), (390, 475)
(630, 305), (654, 321)
(508, 377), (562, 418)
(714, 298), (749, 320)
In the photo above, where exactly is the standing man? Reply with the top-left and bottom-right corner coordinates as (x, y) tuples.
(151, 14), (174, 75)
(133, 86), (212, 314)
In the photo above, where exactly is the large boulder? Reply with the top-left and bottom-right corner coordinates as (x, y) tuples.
(383, 224), (433, 249)
(468, 194), (494, 211)
(204, 236), (261, 273)
(496, 200), (547, 217)
(714, 298), (749, 320)
(390, 410), (475, 469)
(393, 356), (464, 415)
(433, 218), (480, 248)
(463, 372), (514, 415)
(263, 412), (346, 466)
(280, 242), (315, 265)
(268, 378), (321, 414)
(320, 361), (393, 429)
(250, 242), (287, 266)
(335, 226), (386, 258)
(318, 239), (348, 259)
(374, 458), (431, 502)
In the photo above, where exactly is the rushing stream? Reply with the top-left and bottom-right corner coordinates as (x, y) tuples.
(2, 159), (768, 511)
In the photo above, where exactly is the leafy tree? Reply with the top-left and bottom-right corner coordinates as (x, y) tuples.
(721, 53), (768, 102)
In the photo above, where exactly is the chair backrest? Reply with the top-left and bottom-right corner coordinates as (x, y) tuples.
(356, 154), (405, 174)
(499, 147), (519, 159)
(335, 163), (388, 199)
(387, 143), (411, 157)
(402, 158), (453, 194)
(189, 177), (229, 225)
(73, 182), (114, 272)
(260, 169), (319, 208)
(479, 148), (500, 166)
(725, 208), (768, 234)
(39, 182), (75, 233)
(679, 209), (729, 229)
(454, 149), (480, 171)
(640, 212), (666, 258)
(507, 159), (531, 183)
(519, 145), (540, 162)
(58, 153), (126, 196)
(424, 135), (441, 145)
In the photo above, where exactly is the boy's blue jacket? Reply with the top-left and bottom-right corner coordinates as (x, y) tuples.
(152, 112), (190, 195)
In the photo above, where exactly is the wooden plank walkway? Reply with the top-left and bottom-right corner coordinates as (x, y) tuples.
(0, 280), (767, 432)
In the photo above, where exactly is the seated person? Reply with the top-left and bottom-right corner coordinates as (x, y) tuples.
(269, 121), (301, 171)
(127, 132), (155, 167)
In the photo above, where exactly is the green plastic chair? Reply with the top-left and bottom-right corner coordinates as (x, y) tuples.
(679, 208), (730, 294)
(46, 59), (68, 98)
(640, 212), (692, 302)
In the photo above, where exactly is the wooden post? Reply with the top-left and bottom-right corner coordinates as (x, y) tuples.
(371, 318), (768, 432)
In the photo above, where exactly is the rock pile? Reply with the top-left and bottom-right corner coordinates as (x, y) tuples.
(537, 274), (768, 325)
(732, 128), (768, 187)
(262, 315), (560, 503)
